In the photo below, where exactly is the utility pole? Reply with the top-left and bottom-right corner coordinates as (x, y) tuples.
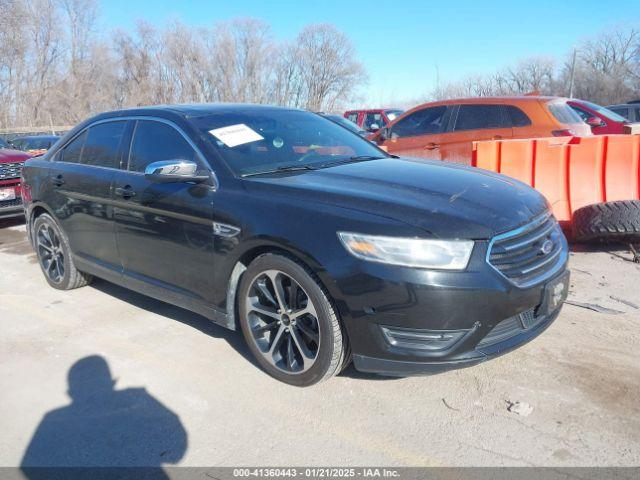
(569, 49), (577, 98)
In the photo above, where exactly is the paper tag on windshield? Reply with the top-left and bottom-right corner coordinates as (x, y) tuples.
(208, 124), (264, 148)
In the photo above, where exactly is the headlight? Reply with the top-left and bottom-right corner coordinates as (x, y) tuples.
(338, 232), (474, 270)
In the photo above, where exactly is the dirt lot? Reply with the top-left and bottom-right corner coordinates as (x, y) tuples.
(0, 218), (639, 467)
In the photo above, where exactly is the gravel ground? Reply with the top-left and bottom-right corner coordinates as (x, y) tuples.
(0, 219), (639, 467)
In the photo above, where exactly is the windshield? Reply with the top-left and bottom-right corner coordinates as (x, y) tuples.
(194, 109), (386, 176)
(0, 138), (8, 148)
(579, 101), (628, 123)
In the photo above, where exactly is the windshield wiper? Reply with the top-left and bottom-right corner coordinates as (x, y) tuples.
(242, 164), (315, 177)
(242, 155), (388, 177)
(314, 155), (386, 170)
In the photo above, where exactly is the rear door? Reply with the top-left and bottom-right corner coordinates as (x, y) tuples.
(444, 104), (513, 164)
(112, 119), (217, 306)
(382, 105), (450, 160)
(46, 120), (128, 275)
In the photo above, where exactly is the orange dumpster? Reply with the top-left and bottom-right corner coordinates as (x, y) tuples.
(472, 135), (640, 228)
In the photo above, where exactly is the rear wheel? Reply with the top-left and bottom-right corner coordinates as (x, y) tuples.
(237, 253), (347, 386)
(33, 213), (93, 290)
(572, 200), (640, 242)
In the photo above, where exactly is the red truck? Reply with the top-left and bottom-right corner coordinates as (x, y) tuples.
(344, 108), (404, 133)
(0, 142), (31, 220)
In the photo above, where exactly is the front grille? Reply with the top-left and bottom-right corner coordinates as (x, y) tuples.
(477, 308), (540, 348)
(0, 197), (22, 208)
(488, 213), (565, 287)
(0, 162), (24, 180)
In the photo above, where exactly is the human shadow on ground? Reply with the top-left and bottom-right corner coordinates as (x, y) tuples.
(21, 355), (187, 479)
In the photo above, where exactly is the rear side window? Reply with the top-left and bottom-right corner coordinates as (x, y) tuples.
(391, 106), (447, 138)
(61, 131), (88, 164)
(547, 102), (583, 124)
(454, 105), (503, 131)
(504, 106), (532, 127)
(81, 121), (127, 168)
(128, 121), (198, 173)
(346, 112), (359, 124)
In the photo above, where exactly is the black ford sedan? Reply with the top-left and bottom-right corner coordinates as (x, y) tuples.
(21, 104), (569, 386)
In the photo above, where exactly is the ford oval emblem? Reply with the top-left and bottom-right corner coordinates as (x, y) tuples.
(540, 239), (554, 255)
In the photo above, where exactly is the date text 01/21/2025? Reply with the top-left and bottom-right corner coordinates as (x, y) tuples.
(232, 468), (400, 478)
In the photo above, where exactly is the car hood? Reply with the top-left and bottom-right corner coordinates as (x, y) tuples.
(245, 158), (548, 239)
(0, 149), (31, 162)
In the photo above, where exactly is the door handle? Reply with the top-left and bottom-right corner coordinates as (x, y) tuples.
(423, 142), (439, 150)
(115, 186), (136, 198)
(492, 135), (503, 140)
(53, 174), (65, 186)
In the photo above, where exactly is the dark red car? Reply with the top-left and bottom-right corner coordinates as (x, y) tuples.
(568, 99), (637, 135)
(0, 143), (31, 220)
(344, 108), (404, 133)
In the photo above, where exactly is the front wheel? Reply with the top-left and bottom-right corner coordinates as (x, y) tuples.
(237, 253), (348, 386)
(33, 213), (93, 290)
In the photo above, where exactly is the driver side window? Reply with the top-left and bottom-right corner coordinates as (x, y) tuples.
(391, 106), (447, 138)
(128, 121), (198, 173)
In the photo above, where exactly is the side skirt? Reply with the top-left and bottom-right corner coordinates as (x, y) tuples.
(73, 254), (233, 330)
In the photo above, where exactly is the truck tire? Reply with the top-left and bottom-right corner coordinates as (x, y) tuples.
(572, 200), (640, 242)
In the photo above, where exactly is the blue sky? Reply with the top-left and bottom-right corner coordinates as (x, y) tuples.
(99, 0), (640, 105)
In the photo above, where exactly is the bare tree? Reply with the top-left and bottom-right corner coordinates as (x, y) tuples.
(289, 24), (367, 111)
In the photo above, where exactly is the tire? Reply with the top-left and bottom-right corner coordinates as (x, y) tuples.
(33, 213), (93, 290)
(572, 200), (640, 243)
(237, 253), (348, 386)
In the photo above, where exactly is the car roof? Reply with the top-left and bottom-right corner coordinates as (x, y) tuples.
(98, 103), (303, 120)
(415, 95), (562, 109)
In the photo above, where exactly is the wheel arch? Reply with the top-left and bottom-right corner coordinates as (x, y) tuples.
(224, 239), (347, 332)
(26, 202), (58, 247)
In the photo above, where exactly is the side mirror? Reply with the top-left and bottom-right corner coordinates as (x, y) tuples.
(144, 160), (210, 184)
(586, 116), (605, 128)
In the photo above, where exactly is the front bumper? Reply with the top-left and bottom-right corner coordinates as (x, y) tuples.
(0, 181), (23, 219)
(0, 197), (23, 219)
(353, 306), (562, 376)
(328, 236), (569, 376)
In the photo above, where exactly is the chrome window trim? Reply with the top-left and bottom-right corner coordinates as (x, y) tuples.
(53, 115), (219, 190)
(485, 212), (568, 289)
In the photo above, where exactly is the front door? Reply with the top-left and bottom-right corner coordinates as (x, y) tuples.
(381, 105), (450, 160)
(46, 120), (128, 275)
(113, 119), (217, 307)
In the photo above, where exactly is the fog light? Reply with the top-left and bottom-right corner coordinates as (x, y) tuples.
(381, 325), (467, 353)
